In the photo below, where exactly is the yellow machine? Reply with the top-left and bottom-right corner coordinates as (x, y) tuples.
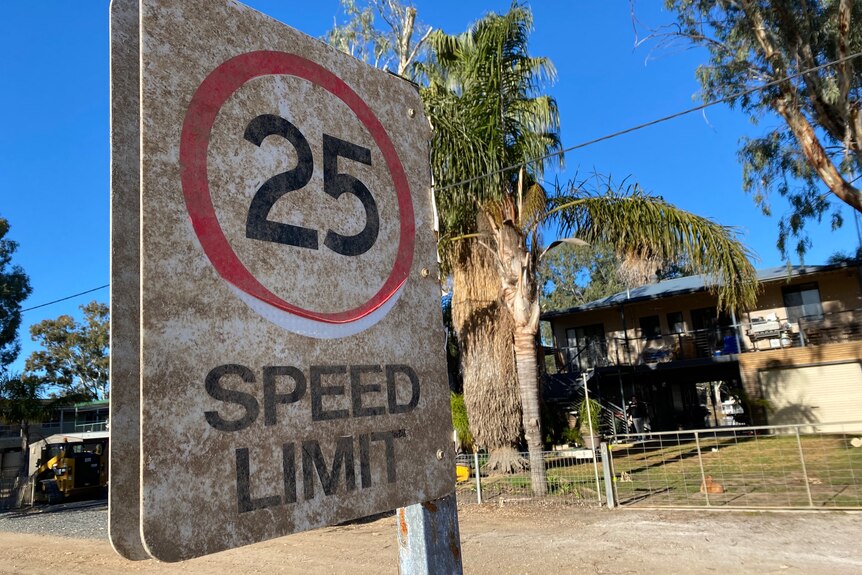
(456, 464), (471, 483)
(30, 432), (108, 504)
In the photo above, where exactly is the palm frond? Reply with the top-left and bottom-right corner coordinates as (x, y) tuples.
(421, 0), (563, 263)
(546, 185), (760, 311)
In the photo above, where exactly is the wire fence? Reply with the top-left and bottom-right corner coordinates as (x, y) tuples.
(455, 422), (862, 510)
(611, 422), (862, 509)
(456, 447), (609, 507)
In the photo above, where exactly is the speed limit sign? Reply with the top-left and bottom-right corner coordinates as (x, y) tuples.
(179, 50), (416, 337)
(110, 0), (454, 562)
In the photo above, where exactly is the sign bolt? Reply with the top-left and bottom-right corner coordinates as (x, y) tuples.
(436, 449), (444, 460)
(420, 268), (430, 278)
(407, 108), (415, 118)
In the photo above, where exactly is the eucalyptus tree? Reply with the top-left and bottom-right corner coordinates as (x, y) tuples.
(538, 242), (626, 312)
(26, 301), (110, 401)
(655, 0), (862, 261)
(326, 0), (432, 79)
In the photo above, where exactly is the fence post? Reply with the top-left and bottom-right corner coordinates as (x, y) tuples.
(473, 450), (482, 505)
(583, 374), (603, 506)
(599, 442), (616, 509)
(694, 431), (710, 507)
(795, 426), (814, 508)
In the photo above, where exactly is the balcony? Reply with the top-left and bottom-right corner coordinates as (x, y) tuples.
(798, 309), (862, 346)
(552, 308), (862, 374)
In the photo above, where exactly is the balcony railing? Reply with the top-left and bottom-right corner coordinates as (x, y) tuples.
(74, 421), (108, 433)
(798, 308), (862, 346)
(552, 307), (862, 373)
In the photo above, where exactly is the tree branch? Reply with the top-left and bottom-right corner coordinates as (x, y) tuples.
(404, 26), (433, 75)
(743, 0), (862, 212)
(775, 97), (862, 211)
(773, 2), (846, 144)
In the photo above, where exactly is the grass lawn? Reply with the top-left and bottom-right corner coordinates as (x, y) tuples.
(456, 433), (862, 508)
(609, 433), (862, 507)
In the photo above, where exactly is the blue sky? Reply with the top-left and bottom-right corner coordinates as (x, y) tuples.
(2, 1), (859, 374)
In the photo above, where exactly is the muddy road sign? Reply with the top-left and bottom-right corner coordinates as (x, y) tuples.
(110, 0), (453, 562)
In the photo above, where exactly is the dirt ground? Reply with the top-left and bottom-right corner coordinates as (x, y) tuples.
(1, 503), (861, 574)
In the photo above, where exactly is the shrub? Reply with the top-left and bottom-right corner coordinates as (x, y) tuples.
(451, 392), (474, 452)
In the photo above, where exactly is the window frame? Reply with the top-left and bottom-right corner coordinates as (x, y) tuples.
(782, 282), (823, 323)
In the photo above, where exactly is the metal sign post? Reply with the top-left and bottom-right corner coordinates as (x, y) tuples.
(398, 493), (463, 574)
(110, 0), (460, 566)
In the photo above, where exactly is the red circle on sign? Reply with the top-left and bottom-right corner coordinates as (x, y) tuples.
(179, 51), (415, 324)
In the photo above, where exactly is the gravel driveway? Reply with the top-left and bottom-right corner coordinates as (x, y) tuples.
(2, 499), (861, 574)
(0, 498), (108, 540)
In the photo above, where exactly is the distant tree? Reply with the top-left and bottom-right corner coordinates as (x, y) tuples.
(826, 246), (862, 263)
(539, 241), (695, 316)
(655, 258), (697, 281)
(326, 0), (432, 79)
(0, 216), (32, 373)
(26, 301), (109, 401)
(653, 1), (862, 261)
(0, 372), (47, 476)
(0, 372), (86, 503)
(538, 243), (625, 312)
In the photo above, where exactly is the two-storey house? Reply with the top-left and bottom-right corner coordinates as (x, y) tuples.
(542, 262), (862, 434)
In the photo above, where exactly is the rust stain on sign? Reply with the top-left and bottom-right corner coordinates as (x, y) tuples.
(398, 507), (409, 545)
(449, 528), (461, 561)
(109, 0), (455, 563)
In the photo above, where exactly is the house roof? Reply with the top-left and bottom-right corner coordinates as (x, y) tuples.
(541, 261), (860, 319)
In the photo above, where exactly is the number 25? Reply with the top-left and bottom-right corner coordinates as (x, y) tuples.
(244, 114), (380, 256)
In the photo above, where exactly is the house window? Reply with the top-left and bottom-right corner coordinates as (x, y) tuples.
(566, 324), (606, 370)
(782, 282), (823, 323)
(41, 411), (61, 429)
(565, 327), (578, 350)
(639, 315), (661, 340)
(667, 311), (685, 334)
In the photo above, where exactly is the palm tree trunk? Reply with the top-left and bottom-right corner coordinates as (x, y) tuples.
(513, 329), (547, 496)
(493, 212), (547, 496)
(452, 241), (526, 473)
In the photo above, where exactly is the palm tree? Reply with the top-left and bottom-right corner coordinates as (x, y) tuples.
(421, 4), (760, 496)
(419, 2), (562, 476)
(489, 175), (759, 494)
(449, 170), (760, 496)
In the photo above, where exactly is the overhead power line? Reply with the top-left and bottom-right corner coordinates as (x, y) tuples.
(434, 51), (862, 193)
(19, 53), (862, 310)
(21, 284), (110, 313)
